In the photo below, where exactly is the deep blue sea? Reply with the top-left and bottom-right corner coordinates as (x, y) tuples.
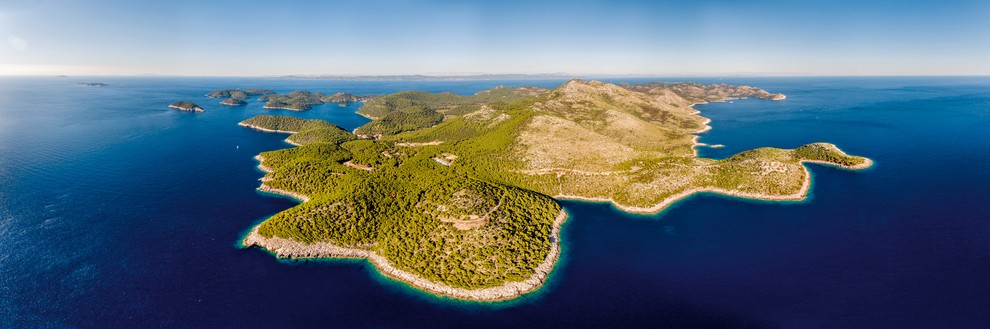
(1, 76), (989, 328)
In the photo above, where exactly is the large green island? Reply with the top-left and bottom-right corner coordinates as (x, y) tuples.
(239, 80), (872, 301)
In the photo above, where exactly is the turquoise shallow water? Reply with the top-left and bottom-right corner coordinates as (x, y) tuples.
(1, 76), (989, 328)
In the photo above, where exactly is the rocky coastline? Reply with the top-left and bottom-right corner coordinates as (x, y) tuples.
(242, 210), (567, 301)
(168, 101), (203, 112)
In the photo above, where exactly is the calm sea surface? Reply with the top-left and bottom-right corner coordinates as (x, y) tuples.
(1, 76), (989, 328)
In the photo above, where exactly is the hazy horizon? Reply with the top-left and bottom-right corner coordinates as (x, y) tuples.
(2, 0), (988, 76)
(7, 73), (990, 78)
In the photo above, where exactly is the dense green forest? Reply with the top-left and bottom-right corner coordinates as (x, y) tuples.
(241, 115), (337, 132)
(247, 112), (561, 288)
(240, 115), (356, 146)
(354, 105), (445, 136)
(287, 127), (357, 146)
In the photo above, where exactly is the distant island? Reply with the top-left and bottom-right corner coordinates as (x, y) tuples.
(220, 98), (247, 106)
(79, 82), (108, 87)
(621, 82), (786, 102)
(284, 73), (573, 81)
(206, 89), (274, 99)
(260, 91), (372, 111)
(190, 88), (374, 110)
(239, 80), (871, 301)
(169, 101), (203, 112)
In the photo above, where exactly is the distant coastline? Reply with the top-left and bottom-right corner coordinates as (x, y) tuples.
(283, 73), (574, 81)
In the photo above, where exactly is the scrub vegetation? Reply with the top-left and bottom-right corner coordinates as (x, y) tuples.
(241, 79), (870, 291)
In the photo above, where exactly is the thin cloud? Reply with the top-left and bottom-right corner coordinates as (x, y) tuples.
(8, 36), (27, 52)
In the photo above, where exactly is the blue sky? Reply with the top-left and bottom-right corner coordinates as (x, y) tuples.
(1, 0), (988, 76)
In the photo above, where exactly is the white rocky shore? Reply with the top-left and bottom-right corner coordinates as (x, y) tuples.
(238, 122), (298, 134)
(252, 155), (310, 202)
(168, 104), (203, 112)
(558, 145), (873, 214)
(243, 210), (568, 301)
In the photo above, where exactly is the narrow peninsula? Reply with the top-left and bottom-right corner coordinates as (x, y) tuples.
(239, 80), (871, 301)
(169, 101), (203, 112)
